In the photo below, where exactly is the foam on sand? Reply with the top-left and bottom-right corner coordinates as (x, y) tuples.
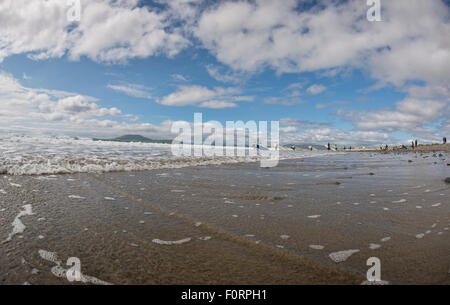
(329, 249), (360, 263)
(380, 237), (391, 242)
(309, 245), (325, 250)
(431, 203), (442, 207)
(280, 235), (290, 240)
(10, 183), (22, 187)
(392, 199), (407, 203)
(5, 204), (34, 241)
(0, 189), (6, 194)
(369, 243), (381, 250)
(104, 197), (115, 201)
(152, 237), (192, 245)
(198, 236), (212, 241)
(308, 215), (321, 219)
(68, 195), (85, 199)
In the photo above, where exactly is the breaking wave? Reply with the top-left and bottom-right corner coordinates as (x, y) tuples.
(0, 135), (332, 175)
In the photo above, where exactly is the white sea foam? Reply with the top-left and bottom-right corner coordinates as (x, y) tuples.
(0, 135), (337, 175)
(0, 189), (6, 194)
(152, 238), (191, 245)
(5, 204), (34, 241)
(431, 203), (442, 207)
(309, 245), (325, 250)
(280, 235), (290, 240)
(369, 243), (381, 250)
(392, 199), (407, 203)
(68, 195), (85, 199)
(308, 215), (321, 219)
(329, 249), (360, 263)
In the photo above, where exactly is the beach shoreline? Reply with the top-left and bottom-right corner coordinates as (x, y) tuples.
(0, 151), (449, 285)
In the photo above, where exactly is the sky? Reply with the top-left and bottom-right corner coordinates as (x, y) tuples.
(0, 0), (449, 146)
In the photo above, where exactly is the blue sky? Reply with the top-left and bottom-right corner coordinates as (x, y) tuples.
(0, 0), (449, 146)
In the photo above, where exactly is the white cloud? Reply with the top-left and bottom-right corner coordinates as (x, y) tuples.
(280, 118), (331, 129)
(315, 101), (348, 109)
(281, 128), (394, 146)
(0, 0), (189, 64)
(307, 84), (327, 95)
(171, 74), (188, 82)
(338, 90), (450, 142)
(206, 65), (246, 84)
(107, 83), (153, 99)
(157, 85), (253, 108)
(0, 71), (174, 138)
(194, 0), (450, 89)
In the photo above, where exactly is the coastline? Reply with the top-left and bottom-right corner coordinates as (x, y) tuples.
(349, 143), (450, 153)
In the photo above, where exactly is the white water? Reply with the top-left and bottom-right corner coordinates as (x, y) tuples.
(0, 135), (335, 175)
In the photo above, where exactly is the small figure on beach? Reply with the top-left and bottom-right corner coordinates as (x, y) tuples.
(415, 139), (418, 148)
(444, 137), (447, 144)
(327, 143), (331, 151)
(411, 141), (415, 149)
(335, 145), (338, 151)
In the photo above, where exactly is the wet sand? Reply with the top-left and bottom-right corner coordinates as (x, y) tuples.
(0, 151), (449, 285)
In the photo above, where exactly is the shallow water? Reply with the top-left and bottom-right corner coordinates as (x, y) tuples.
(0, 135), (332, 175)
(0, 151), (449, 285)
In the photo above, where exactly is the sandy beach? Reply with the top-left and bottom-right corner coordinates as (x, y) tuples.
(0, 151), (449, 285)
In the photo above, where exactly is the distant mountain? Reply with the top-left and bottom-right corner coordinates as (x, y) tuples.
(93, 134), (172, 144)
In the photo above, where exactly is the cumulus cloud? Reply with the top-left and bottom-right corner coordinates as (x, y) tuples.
(281, 128), (394, 146)
(0, 72), (174, 138)
(338, 90), (450, 142)
(194, 0), (450, 88)
(157, 85), (254, 108)
(0, 0), (189, 63)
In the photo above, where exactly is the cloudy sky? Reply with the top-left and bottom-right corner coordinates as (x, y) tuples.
(0, 0), (449, 145)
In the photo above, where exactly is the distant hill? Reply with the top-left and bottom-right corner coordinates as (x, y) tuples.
(283, 144), (326, 150)
(93, 135), (172, 144)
